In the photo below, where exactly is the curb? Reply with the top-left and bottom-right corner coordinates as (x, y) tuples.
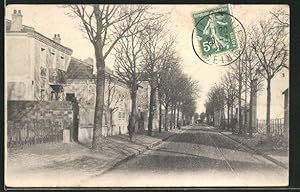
(94, 131), (180, 177)
(219, 131), (288, 170)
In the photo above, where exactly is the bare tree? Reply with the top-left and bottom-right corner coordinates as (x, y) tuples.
(270, 8), (289, 29)
(66, 5), (151, 147)
(157, 49), (176, 132)
(113, 22), (146, 141)
(174, 74), (199, 129)
(220, 71), (237, 131)
(205, 84), (226, 127)
(229, 54), (245, 135)
(241, 45), (264, 137)
(250, 19), (288, 136)
(159, 56), (181, 131)
(181, 96), (197, 125)
(270, 7), (289, 70)
(141, 22), (175, 136)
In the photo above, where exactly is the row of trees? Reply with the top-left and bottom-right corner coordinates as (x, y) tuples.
(113, 15), (198, 140)
(204, 8), (289, 137)
(66, 5), (198, 147)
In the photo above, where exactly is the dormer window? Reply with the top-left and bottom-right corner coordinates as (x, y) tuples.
(41, 48), (45, 51)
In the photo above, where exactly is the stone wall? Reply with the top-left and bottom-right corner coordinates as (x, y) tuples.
(7, 101), (73, 147)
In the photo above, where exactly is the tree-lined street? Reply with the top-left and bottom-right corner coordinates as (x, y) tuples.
(90, 124), (287, 187)
(5, 4), (289, 187)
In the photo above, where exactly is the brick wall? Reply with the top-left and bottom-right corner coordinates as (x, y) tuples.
(7, 101), (73, 147)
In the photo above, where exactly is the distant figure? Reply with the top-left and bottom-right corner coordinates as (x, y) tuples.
(232, 118), (238, 133)
(127, 114), (134, 142)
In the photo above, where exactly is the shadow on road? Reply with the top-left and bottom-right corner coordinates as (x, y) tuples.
(114, 148), (280, 173)
(167, 131), (251, 154)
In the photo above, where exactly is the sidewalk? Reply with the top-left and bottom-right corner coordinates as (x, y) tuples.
(6, 127), (186, 187)
(218, 129), (288, 169)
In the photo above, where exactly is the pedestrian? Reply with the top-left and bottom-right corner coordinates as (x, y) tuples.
(127, 114), (134, 142)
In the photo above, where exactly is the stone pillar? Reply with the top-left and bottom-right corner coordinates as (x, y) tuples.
(63, 129), (71, 143)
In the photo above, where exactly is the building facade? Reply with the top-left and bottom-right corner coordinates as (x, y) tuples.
(6, 9), (161, 143)
(6, 10), (73, 101)
(64, 58), (132, 141)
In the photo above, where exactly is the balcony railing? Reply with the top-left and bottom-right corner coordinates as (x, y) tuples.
(49, 68), (66, 85)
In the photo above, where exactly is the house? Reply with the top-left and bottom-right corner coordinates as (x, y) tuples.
(6, 10), (73, 101)
(64, 57), (131, 141)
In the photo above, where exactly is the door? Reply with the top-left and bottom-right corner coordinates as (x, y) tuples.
(66, 93), (79, 142)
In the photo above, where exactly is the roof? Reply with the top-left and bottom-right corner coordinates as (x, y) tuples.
(66, 57), (94, 80)
(5, 19), (73, 55)
(66, 57), (129, 88)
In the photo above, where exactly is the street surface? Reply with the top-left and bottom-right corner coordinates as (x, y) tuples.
(88, 124), (288, 187)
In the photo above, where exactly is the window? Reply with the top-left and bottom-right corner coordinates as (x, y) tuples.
(40, 67), (47, 78)
(40, 47), (46, 68)
(118, 112), (122, 119)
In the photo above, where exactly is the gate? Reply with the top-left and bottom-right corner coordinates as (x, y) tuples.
(66, 93), (79, 142)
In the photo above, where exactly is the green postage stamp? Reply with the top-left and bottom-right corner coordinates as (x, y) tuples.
(192, 5), (239, 57)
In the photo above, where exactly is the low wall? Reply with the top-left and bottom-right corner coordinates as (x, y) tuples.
(7, 101), (73, 147)
(78, 125), (128, 143)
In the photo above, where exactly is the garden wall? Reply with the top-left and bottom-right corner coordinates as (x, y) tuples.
(7, 101), (73, 147)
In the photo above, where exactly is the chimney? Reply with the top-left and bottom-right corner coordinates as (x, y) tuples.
(10, 10), (23, 31)
(53, 34), (61, 44)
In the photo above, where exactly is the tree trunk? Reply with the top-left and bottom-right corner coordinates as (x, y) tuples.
(129, 88), (137, 141)
(238, 96), (242, 135)
(243, 84), (248, 136)
(266, 78), (271, 136)
(176, 103), (180, 129)
(230, 102), (234, 132)
(249, 82), (253, 137)
(181, 109), (184, 126)
(173, 104), (177, 128)
(164, 103), (169, 131)
(227, 101), (230, 130)
(159, 99), (162, 133)
(109, 109), (113, 136)
(212, 109), (215, 126)
(206, 113), (210, 124)
(170, 105), (174, 130)
(104, 108), (108, 136)
(238, 80), (243, 135)
(92, 59), (105, 149)
(148, 87), (156, 136)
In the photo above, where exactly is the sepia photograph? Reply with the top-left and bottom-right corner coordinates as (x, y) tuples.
(5, 4), (289, 187)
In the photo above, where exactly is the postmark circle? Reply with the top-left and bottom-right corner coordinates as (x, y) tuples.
(191, 11), (246, 66)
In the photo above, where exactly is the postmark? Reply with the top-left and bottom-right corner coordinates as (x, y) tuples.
(192, 5), (246, 66)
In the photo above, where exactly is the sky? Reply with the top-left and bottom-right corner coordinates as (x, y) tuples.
(5, 4), (289, 119)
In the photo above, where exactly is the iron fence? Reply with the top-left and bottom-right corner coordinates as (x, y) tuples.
(7, 119), (66, 148)
(256, 118), (284, 136)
